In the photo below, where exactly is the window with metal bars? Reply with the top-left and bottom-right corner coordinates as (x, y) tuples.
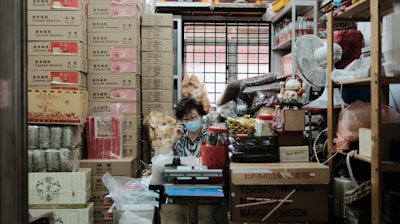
(183, 21), (270, 105)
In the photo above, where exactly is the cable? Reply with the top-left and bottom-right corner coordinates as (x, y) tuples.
(312, 128), (327, 164)
(346, 150), (359, 188)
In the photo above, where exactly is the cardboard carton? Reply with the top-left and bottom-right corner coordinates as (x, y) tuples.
(27, 41), (87, 58)
(88, 46), (140, 61)
(27, 71), (88, 87)
(88, 32), (139, 47)
(141, 26), (173, 39)
(88, 60), (138, 74)
(87, 18), (140, 33)
(27, 0), (87, 11)
(283, 109), (305, 131)
(28, 89), (88, 125)
(28, 55), (87, 73)
(141, 90), (173, 102)
(28, 26), (87, 43)
(87, 101), (140, 115)
(87, 4), (140, 18)
(141, 63), (173, 77)
(87, 74), (140, 88)
(230, 162), (329, 223)
(141, 38), (173, 52)
(80, 156), (138, 176)
(27, 10), (86, 26)
(30, 202), (94, 224)
(28, 168), (91, 206)
(141, 13), (173, 27)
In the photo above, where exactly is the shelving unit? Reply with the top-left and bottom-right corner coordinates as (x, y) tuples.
(270, 0), (318, 76)
(326, 0), (400, 223)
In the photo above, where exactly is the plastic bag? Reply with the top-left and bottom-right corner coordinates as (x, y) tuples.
(101, 172), (158, 211)
(333, 100), (400, 152)
(181, 74), (211, 112)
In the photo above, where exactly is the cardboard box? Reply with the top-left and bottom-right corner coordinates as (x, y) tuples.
(141, 38), (173, 52)
(141, 26), (173, 39)
(123, 143), (140, 158)
(141, 13), (173, 27)
(141, 77), (173, 90)
(27, 10), (86, 26)
(88, 4), (140, 18)
(142, 90), (173, 102)
(230, 162), (329, 223)
(80, 156), (138, 176)
(279, 145), (309, 162)
(30, 202), (94, 224)
(27, 0), (87, 11)
(278, 131), (304, 146)
(87, 32), (138, 47)
(283, 109), (305, 131)
(27, 41), (87, 58)
(88, 46), (139, 61)
(27, 71), (87, 87)
(122, 128), (141, 145)
(88, 0), (142, 3)
(28, 26), (87, 43)
(87, 18), (140, 33)
(28, 168), (91, 206)
(91, 175), (108, 191)
(359, 123), (400, 159)
(121, 114), (141, 130)
(88, 60), (138, 74)
(87, 74), (140, 88)
(141, 102), (174, 115)
(141, 63), (173, 77)
(91, 191), (112, 206)
(94, 205), (113, 221)
(88, 101), (140, 115)
(28, 89), (88, 125)
(28, 85), (87, 91)
(141, 52), (174, 65)
(28, 55), (87, 73)
(88, 88), (140, 102)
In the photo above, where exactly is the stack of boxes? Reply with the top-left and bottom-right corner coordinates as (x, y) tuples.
(140, 13), (174, 162)
(81, 0), (144, 223)
(26, 2), (93, 223)
(86, 0), (144, 160)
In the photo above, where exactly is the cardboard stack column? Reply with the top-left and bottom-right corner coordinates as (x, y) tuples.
(81, 0), (144, 223)
(27, 1), (93, 223)
(140, 13), (174, 162)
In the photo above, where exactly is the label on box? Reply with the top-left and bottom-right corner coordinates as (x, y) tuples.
(88, 4), (140, 18)
(28, 26), (86, 43)
(88, 61), (137, 74)
(141, 64), (173, 77)
(142, 90), (173, 102)
(88, 101), (139, 115)
(279, 146), (309, 162)
(27, 10), (85, 26)
(28, 0), (86, 10)
(87, 18), (139, 33)
(88, 33), (138, 47)
(27, 41), (87, 58)
(87, 74), (140, 88)
(88, 88), (139, 102)
(28, 56), (87, 73)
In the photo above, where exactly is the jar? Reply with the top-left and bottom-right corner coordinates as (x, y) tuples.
(254, 113), (275, 136)
(206, 126), (228, 146)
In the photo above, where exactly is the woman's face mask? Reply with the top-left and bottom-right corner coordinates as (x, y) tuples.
(184, 119), (202, 132)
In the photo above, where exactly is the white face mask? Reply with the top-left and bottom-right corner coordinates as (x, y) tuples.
(184, 119), (202, 132)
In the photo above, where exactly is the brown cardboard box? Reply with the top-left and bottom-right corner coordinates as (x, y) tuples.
(141, 39), (173, 52)
(141, 52), (174, 65)
(141, 63), (173, 77)
(87, 101), (140, 115)
(27, 41), (87, 58)
(80, 156), (138, 176)
(91, 175), (108, 192)
(278, 131), (304, 146)
(27, 10), (86, 26)
(141, 13), (173, 27)
(87, 18), (140, 33)
(28, 89), (88, 125)
(88, 46), (140, 61)
(142, 102), (174, 115)
(28, 26), (87, 43)
(88, 60), (138, 74)
(123, 143), (140, 158)
(87, 4), (140, 18)
(230, 162), (329, 223)
(87, 74), (140, 88)
(141, 26), (173, 39)
(88, 88), (140, 102)
(121, 114), (141, 130)
(27, 0), (87, 11)
(94, 205), (113, 222)
(87, 32), (139, 47)
(28, 55), (87, 73)
(141, 77), (173, 90)
(91, 191), (112, 206)
(279, 145), (309, 162)
(122, 128), (141, 145)
(283, 109), (305, 131)
(142, 90), (174, 102)
(27, 71), (87, 87)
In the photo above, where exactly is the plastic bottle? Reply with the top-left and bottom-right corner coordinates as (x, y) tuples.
(254, 113), (275, 136)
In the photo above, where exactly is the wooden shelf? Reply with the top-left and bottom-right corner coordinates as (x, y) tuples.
(272, 38), (292, 51)
(333, 77), (371, 86)
(334, 0), (395, 20)
(381, 161), (400, 172)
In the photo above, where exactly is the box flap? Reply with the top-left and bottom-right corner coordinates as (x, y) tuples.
(230, 162), (330, 185)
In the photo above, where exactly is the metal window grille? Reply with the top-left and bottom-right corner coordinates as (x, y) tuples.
(183, 22), (270, 105)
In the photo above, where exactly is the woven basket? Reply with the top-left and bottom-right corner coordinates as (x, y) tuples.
(227, 116), (256, 135)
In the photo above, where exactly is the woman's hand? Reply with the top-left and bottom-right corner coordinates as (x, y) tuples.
(171, 122), (185, 144)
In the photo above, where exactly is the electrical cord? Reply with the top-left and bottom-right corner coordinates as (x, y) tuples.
(346, 150), (359, 188)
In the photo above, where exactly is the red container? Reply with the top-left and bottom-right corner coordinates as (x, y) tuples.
(200, 143), (228, 184)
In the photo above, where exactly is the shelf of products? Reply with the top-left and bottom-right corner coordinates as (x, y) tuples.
(326, 0), (400, 223)
(270, 0), (318, 77)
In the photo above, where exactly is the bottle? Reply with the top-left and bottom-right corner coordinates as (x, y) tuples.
(254, 112), (275, 136)
(206, 126), (228, 146)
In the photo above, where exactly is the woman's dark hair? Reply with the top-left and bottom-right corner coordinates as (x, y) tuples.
(175, 97), (206, 120)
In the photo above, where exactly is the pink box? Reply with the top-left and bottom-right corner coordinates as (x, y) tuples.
(88, 60), (137, 74)
(88, 101), (139, 115)
(88, 4), (140, 18)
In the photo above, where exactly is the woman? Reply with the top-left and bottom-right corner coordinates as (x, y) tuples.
(170, 97), (208, 157)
